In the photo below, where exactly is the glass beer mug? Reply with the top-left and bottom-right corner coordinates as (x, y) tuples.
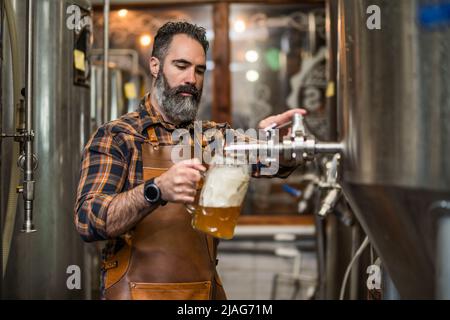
(186, 156), (250, 239)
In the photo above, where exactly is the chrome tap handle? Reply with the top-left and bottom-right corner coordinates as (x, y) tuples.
(291, 113), (306, 138)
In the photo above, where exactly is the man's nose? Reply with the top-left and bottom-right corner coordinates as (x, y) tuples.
(184, 68), (197, 85)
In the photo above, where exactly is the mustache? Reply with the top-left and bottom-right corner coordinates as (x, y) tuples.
(172, 84), (200, 101)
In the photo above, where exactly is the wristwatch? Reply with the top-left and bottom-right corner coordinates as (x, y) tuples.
(144, 178), (167, 206)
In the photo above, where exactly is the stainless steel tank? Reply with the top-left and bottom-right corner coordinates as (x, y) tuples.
(1, 0), (94, 298)
(337, 0), (450, 298)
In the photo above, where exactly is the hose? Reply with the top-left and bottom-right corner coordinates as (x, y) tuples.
(2, 0), (23, 277)
(339, 236), (369, 300)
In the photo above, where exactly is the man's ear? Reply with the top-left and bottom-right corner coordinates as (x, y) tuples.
(149, 57), (160, 78)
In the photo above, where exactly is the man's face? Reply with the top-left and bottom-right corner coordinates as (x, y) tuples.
(154, 34), (207, 124)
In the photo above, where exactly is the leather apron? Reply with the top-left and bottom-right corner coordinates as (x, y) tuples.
(103, 127), (226, 300)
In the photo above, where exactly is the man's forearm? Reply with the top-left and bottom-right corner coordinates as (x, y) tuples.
(106, 184), (157, 238)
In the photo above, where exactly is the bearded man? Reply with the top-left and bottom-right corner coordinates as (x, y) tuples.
(74, 21), (304, 300)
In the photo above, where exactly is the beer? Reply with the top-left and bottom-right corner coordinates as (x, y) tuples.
(188, 157), (250, 239)
(191, 207), (241, 239)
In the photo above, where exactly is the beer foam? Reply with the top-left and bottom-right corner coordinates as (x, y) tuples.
(199, 165), (250, 208)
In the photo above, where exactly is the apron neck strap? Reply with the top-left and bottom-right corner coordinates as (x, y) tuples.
(147, 126), (159, 147)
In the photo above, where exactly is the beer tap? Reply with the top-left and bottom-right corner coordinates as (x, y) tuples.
(225, 113), (345, 217)
(224, 113), (344, 164)
(225, 113), (345, 218)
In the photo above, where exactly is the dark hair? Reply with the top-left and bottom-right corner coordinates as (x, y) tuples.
(151, 21), (209, 61)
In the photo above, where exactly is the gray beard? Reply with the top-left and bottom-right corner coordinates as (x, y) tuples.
(154, 71), (202, 124)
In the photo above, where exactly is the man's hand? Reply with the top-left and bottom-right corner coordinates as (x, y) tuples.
(105, 158), (205, 238)
(154, 158), (206, 204)
(258, 108), (307, 137)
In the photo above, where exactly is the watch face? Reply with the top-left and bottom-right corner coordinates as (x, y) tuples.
(145, 184), (159, 202)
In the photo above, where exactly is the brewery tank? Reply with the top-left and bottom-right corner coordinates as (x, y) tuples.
(1, 0), (94, 298)
(337, 0), (450, 298)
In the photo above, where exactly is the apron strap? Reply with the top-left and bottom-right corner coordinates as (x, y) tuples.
(147, 127), (159, 147)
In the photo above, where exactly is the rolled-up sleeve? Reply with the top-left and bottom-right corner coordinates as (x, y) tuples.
(74, 127), (128, 242)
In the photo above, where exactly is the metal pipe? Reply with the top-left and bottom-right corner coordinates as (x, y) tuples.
(21, 0), (35, 233)
(325, 0), (338, 142)
(3, 0), (25, 274)
(4, 0), (22, 128)
(91, 48), (139, 75)
(103, 0), (110, 121)
(308, 11), (316, 54)
(314, 142), (344, 154)
(314, 190), (327, 299)
(382, 264), (400, 300)
(431, 201), (450, 299)
(224, 141), (343, 154)
(0, 0), (3, 296)
(349, 225), (361, 300)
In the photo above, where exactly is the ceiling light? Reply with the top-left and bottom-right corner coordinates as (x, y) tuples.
(233, 19), (246, 33)
(139, 34), (152, 47)
(246, 70), (259, 82)
(245, 50), (259, 63)
(118, 9), (128, 18)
